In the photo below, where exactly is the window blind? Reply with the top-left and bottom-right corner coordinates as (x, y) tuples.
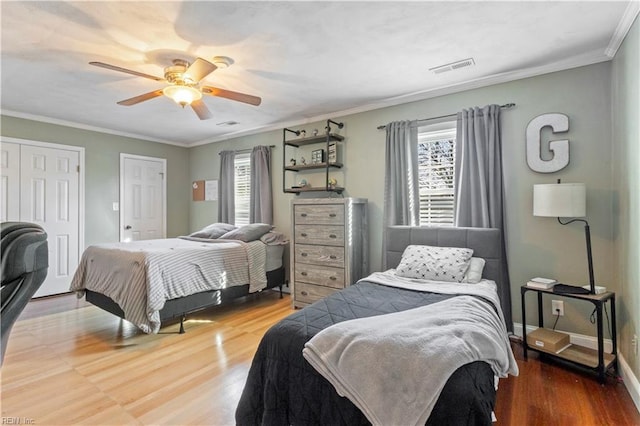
(417, 128), (456, 226)
(234, 153), (251, 226)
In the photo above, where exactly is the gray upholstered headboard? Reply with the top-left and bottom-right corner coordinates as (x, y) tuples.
(385, 226), (506, 312)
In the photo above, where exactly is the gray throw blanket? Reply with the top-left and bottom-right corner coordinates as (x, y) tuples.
(302, 273), (518, 426)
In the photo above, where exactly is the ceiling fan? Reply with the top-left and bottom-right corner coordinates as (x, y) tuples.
(89, 57), (261, 120)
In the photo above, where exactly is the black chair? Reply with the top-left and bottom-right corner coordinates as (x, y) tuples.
(1, 222), (48, 366)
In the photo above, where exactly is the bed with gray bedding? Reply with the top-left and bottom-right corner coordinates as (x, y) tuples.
(70, 224), (287, 334)
(236, 226), (516, 425)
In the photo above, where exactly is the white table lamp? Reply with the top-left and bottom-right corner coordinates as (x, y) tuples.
(533, 182), (595, 294)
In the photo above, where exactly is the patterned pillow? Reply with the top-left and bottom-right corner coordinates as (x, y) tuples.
(396, 245), (474, 283)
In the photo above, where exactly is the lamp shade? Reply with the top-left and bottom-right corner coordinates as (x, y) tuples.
(533, 183), (586, 217)
(162, 85), (202, 107)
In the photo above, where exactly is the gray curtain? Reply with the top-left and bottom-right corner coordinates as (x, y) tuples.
(383, 120), (419, 268)
(249, 145), (273, 224)
(218, 150), (235, 224)
(454, 104), (512, 332)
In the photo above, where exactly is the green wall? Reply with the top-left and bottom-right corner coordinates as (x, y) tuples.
(191, 61), (619, 337)
(0, 116), (191, 246)
(612, 16), (640, 382)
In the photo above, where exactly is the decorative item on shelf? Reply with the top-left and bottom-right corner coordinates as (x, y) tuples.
(533, 179), (596, 294)
(526, 277), (557, 290)
(290, 158), (297, 166)
(328, 142), (337, 163)
(328, 178), (337, 189)
(300, 156), (307, 165)
(293, 179), (308, 188)
(312, 129), (319, 136)
(311, 149), (325, 164)
(299, 130), (306, 138)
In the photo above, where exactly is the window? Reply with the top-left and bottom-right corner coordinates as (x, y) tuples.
(234, 153), (251, 226)
(417, 123), (456, 226)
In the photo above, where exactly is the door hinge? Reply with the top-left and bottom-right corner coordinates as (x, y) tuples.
(77, 165), (80, 173)
(159, 172), (165, 179)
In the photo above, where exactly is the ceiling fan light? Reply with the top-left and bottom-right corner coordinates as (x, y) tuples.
(162, 85), (202, 107)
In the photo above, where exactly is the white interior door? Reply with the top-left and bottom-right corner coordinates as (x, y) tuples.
(120, 154), (166, 242)
(19, 143), (81, 297)
(1, 141), (21, 222)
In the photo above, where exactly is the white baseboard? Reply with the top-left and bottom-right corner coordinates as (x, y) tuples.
(618, 353), (640, 414)
(514, 322), (640, 414)
(513, 322), (613, 353)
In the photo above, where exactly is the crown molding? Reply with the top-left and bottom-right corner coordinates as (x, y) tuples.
(605, 0), (640, 58)
(0, 46), (619, 148)
(188, 49), (612, 147)
(0, 109), (187, 147)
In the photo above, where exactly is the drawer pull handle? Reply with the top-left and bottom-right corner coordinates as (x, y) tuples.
(301, 291), (308, 296)
(329, 234), (337, 239)
(301, 253), (308, 257)
(301, 272), (308, 276)
(301, 233), (308, 237)
(329, 255), (337, 259)
(329, 276), (337, 281)
(329, 213), (336, 217)
(301, 213), (307, 217)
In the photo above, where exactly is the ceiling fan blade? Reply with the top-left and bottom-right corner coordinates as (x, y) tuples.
(185, 58), (217, 83)
(90, 61), (164, 81)
(117, 90), (164, 106)
(202, 86), (262, 106)
(191, 99), (212, 120)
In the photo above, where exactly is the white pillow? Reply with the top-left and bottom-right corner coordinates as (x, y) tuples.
(396, 245), (474, 283)
(462, 257), (486, 284)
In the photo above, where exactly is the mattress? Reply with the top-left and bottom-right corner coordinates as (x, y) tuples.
(236, 280), (499, 425)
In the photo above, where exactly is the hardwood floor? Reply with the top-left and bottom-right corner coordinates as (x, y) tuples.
(496, 340), (639, 425)
(2, 292), (639, 425)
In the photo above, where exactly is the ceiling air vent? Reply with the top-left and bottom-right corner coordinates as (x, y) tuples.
(430, 58), (475, 74)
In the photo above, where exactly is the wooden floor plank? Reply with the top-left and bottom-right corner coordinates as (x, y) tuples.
(2, 291), (638, 425)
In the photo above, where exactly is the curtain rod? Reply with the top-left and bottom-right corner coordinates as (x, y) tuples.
(218, 145), (275, 155)
(375, 103), (516, 130)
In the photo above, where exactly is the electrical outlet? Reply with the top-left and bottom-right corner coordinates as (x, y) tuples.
(551, 300), (564, 316)
(633, 334), (638, 356)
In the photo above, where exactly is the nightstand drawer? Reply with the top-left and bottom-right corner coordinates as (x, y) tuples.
(295, 244), (345, 268)
(294, 282), (340, 304)
(295, 225), (344, 246)
(294, 264), (345, 288)
(294, 204), (344, 225)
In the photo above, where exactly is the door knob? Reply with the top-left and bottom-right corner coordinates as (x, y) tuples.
(125, 225), (132, 230)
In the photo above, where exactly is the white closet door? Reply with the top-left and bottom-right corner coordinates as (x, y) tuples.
(20, 144), (80, 297)
(121, 155), (166, 242)
(1, 141), (20, 221)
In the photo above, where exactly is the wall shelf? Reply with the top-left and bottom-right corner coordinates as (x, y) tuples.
(284, 186), (344, 194)
(282, 119), (345, 195)
(284, 133), (344, 148)
(284, 162), (344, 172)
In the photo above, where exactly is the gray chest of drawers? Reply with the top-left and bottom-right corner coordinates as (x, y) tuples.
(291, 198), (368, 308)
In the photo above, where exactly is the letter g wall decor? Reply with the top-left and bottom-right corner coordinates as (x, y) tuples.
(526, 113), (570, 173)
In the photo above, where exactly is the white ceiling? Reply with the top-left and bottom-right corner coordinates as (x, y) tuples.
(1, 1), (637, 147)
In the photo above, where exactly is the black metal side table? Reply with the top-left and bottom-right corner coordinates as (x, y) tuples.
(521, 285), (617, 383)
